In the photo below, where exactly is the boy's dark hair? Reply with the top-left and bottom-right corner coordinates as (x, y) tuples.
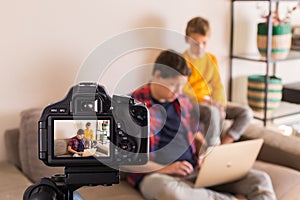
(186, 16), (210, 37)
(153, 50), (191, 78)
(86, 122), (91, 126)
(77, 129), (84, 135)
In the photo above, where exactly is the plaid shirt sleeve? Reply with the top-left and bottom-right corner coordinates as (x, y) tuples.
(130, 84), (164, 159)
(68, 136), (78, 151)
(176, 94), (202, 155)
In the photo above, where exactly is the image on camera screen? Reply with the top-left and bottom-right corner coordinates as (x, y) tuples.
(53, 119), (111, 158)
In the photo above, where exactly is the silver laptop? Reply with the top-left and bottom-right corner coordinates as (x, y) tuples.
(193, 138), (264, 188)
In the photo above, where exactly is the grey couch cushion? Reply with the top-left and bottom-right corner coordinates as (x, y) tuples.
(54, 139), (70, 156)
(19, 108), (63, 183)
(4, 129), (21, 169)
(242, 124), (300, 171)
(254, 161), (300, 200)
(0, 162), (32, 200)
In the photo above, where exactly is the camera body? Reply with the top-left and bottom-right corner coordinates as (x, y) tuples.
(39, 82), (149, 167)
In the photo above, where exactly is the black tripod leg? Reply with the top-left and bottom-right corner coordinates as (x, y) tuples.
(65, 185), (83, 200)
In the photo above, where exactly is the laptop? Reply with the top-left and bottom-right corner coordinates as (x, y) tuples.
(193, 138), (264, 188)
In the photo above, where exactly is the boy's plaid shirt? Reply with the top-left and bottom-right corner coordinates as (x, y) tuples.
(127, 83), (201, 188)
(68, 136), (86, 152)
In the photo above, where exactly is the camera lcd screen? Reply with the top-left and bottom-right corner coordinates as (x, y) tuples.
(52, 118), (112, 159)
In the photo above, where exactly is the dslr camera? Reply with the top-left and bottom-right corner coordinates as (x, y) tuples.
(24, 82), (149, 200)
(39, 82), (149, 167)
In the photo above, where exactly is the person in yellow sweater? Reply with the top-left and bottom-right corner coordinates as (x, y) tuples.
(84, 122), (94, 141)
(183, 16), (253, 145)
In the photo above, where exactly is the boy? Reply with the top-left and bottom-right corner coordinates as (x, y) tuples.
(84, 122), (94, 141)
(183, 16), (253, 145)
(67, 129), (86, 156)
(126, 50), (275, 200)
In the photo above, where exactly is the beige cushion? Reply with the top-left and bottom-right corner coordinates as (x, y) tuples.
(243, 124), (300, 171)
(19, 108), (63, 183)
(54, 139), (69, 156)
(4, 129), (21, 169)
(254, 161), (300, 200)
(0, 162), (32, 200)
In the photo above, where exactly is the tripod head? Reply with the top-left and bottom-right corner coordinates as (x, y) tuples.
(23, 166), (119, 200)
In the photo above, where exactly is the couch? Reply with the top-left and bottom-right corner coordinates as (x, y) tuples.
(1, 108), (300, 200)
(54, 138), (109, 157)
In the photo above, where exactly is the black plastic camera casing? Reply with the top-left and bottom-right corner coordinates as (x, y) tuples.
(38, 82), (149, 167)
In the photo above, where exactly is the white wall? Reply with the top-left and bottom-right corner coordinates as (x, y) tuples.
(54, 120), (97, 140)
(0, 0), (230, 161)
(1, 0), (300, 162)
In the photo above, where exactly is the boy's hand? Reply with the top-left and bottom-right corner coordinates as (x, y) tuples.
(221, 134), (235, 144)
(157, 161), (194, 176)
(197, 154), (205, 167)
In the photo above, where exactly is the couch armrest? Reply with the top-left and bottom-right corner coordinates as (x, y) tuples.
(4, 128), (21, 169)
(241, 124), (300, 171)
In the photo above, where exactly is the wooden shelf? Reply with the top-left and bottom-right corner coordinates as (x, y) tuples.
(253, 102), (300, 121)
(231, 50), (300, 63)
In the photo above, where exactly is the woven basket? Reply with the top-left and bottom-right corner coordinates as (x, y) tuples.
(247, 75), (282, 113)
(257, 23), (292, 60)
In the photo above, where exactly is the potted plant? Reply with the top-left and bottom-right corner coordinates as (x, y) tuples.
(257, 2), (300, 59)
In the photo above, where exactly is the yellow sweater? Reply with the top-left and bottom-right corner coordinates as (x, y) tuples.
(84, 129), (94, 140)
(183, 51), (227, 106)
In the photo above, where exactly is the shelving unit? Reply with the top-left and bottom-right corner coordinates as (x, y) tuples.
(229, 0), (300, 126)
